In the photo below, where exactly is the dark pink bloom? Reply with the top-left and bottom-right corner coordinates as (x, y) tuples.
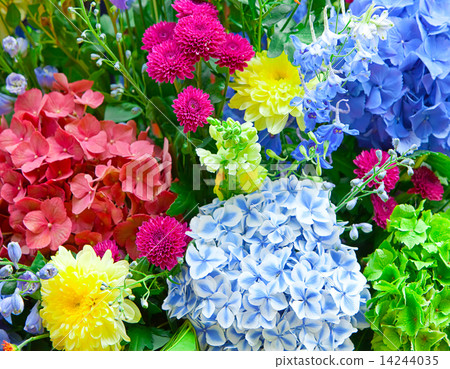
(46, 127), (84, 162)
(64, 114), (107, 157)
(172, 86), (214, 133)
(174, 13), (225, 61)
(27, 183), (66, 202)
(45, 159), (73, 182)
(136, 216), (190, 270)
(74, 89), (104, 109)
(11, 131), (49, 173)
(70, 173), (97, 214)
(52, 73), (94, 95)
(142, 21), (176, 52)
(42, 91), (75, 118)
(23, 197), (72, 250)
(69, 208), (96, 233)
(0, 170), (27, 204)
(93, 240), (121, 261)
(114, 214), (151, 260)
(354, 149), (399, 192)
(215, 33), (255, 74)
(172, 0), (218, 19)
(407, 166), (444, 201)
(371, 194), (397, 229)
(14, 89), (47, 118)
(100, 120), (135, 158)
(0, 118), (35, 153)
(146, 40), (196, 84)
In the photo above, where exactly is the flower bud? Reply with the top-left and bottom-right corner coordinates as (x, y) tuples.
(116, 33), (122, 42)
(350, 178), (363, 187)
(125, 50), (131, 59)
(392, 138), (400, 150)
(77, 38), (84, 44)
(37, 264), (58, 280)
(96, 23), (101, 30)
(375, 150), (383, 162)
(96, 59), (103, 67)
(407, 167), (414, 177)
(0, 265), (13, 278)
(379, 191), (389, 202)
(99, 33), (106, 41)
(376, 182), (385, 194)
(93, 9), (99, 16)
(359, 223), (373, 233)
(91, 53), (101, 60)
(24, 302), (44, 335)
(11, 289), (24, 315)
(410, 144), (418, 151)
(17, 271), (39, 295)
(346, 198), (357, 210)
(140, 298), (148, 309)
(349, 225), (359, 241)
(7, 242), (21, 269)
(114, 62), (120, 70)
(0, 297), (13, 319)
(378, 171), (386, 179)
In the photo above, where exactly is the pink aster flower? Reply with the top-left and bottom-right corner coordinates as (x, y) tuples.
(142, 21), (176, 52)
(407, 166), (444, 201)
(172, 86), (214, 133)
(146, 40), (196, 84)
(174, 13), (225, 62)
(354, 149), (399, 192)
(136, 216), (190, 270)
(93, 240), (121, 262)
(215, 33), (255, 74)
(371, 194), (397, 229)
(172, 0), (218, 19)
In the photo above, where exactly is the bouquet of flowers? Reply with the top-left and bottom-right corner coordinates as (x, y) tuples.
(0, 0), (449, 352)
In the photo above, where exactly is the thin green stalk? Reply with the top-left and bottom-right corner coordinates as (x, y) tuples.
(217, 69), (230, 118)
(19, 23), (36, 48)
(17, 334), (50, 351)
(152, 0), (159, 22)
(257, 0), (263, 52)
(196, 61), (202, 89)
(280, 3), (299, 33)
(137, 0), (146, 27)
(124, 9), (137, 51)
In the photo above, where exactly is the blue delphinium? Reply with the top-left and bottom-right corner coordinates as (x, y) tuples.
(5, 73), (27, 95)
(338, 0), (450, 154)
(163, 176), (369, 351)
(34, 66), (58, 90)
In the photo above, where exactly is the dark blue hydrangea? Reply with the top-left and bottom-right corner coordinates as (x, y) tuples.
(163, 176), (369, 351)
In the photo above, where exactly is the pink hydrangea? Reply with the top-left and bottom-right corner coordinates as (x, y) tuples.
(146, 40), (196, 83)
(172, 0), (218, 19)
(172, 86), (214, 133)
(93, 240), (121, 262)
(136, 216), (190, 270)
(407, 166), (444, 201)
(174, 13), (225, 62)
(371, 194), (397, 229)
(142, 21), (176, 53)
(354, 149), (399, 192)
(215, 33), (255, 74)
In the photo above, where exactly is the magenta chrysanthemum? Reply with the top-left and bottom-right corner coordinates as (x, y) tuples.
(215, 33), (255, 74)
(146, 40), (196, 83)
(136, 216), (190, 270)
(172, 0), (218, 19)
(172, 86), (214, 133)
(407, 166), (444, 201)
(354, 149), (399, 192)
(371, 194), (397, 229)
(93, 240), (121, 262)
(174, 13), (225, 62)
(142, 21), (176, 52)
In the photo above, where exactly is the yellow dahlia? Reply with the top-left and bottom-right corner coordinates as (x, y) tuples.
(229, 51), (310, 135)
(40, 245), (141, 351)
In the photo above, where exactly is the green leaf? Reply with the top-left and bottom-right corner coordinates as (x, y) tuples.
(166, 182), (198, 217)
(414, 329), (446, 351)
(423, 151), (450, 179)
(30, 252), (47, 273)
(397, 288), (424, 337)
(394, 229), (427, 249)
(162, 321), (198, 351)
(127, 325), (154, 351)
(364, 245), (395, 281)
(262, 4), (294, 27)
(434, 254), (450, 286)
(104, 103), (142, 122)
(1, 280), (17, 295)
(412, 260), (435, 270)
(267, 29), (288, 58)
(6, 4), (21, 28)
(248, 0), (257, 18)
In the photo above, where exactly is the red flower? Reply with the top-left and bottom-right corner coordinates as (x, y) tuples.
(64, 114), (107, 158)
(354, 149), (399, 192)
(74, 89), (105, 109)
(42, 91), (75, 118)
(114, 214), (152, 260)
(70, 173), (97, 214)
(45, 158), (73, 182)
(14, 89), (47, 119)
(371, 194), (397, 229)
(142, 21), (176, 52)
(101, 120), (135, 158)
(11, 131), (49, 173)
(52, 73), (94, 96)
(172, 0), (219, 19)
(215, 33), (255, 74)
(46, 127), (84, 162)
(0, 170), (27, 203)
(23, 197), (72, 250)
(407, 166), (444, 201)
(136, 216), (190, 270)
(0, 118), (35, 153)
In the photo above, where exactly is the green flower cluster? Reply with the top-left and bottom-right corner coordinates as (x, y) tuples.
(364, 202), (450, 351)
(196, 117), (267, 200)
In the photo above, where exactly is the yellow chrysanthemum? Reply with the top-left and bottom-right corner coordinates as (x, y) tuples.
(229, 51), (315, 135)
(40, 246), (141, 351)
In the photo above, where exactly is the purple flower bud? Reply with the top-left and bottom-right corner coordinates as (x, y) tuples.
(37, 264), (58, 280)
(0, 265), (13, 278)
(349, 225), (359, 241)
(11, 288), (24, 315)
(346, 198), (357, 210)
(2, 36), (18, 58)
(5, 73), (27, 95)
(0, 93), (15, 116)
(17, 271), (40, 295)
(34, 66), (58, 90)
(7, 242), (21, 269)
(16, 38), (28, 57)
(24, 302), (44, 335)
(0, 297), (13, 321)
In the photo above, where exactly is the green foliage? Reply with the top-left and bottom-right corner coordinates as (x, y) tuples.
(364, 204), (450, 351)
(127, 325), (171, 351)
(162, 320), (199, 351)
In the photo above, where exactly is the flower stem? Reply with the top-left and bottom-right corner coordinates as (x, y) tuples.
(17, 334), (49, 350)
(217, 69), (230, 118)
(280, 3), (299, 33)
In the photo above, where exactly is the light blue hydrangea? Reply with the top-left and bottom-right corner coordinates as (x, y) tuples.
(163, 176), (370, 351)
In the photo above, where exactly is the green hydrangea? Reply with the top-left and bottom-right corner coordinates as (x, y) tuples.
(196, 117), (267, 200)
(364, 201), (450, 351)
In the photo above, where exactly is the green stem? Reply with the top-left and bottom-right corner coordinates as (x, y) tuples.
(257, 0), (263, 52)
(217, 69), (230, 118)
(137, 0), (146, 27)
(196, 61), (202, 89)
(0, 261), (34, 272)
(17, 334), (50, 350)
(152, 0), (159, 21)
(280, 3), (299, 32)
(124, 9), (137, 51)
(18, 23), (36, 48)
